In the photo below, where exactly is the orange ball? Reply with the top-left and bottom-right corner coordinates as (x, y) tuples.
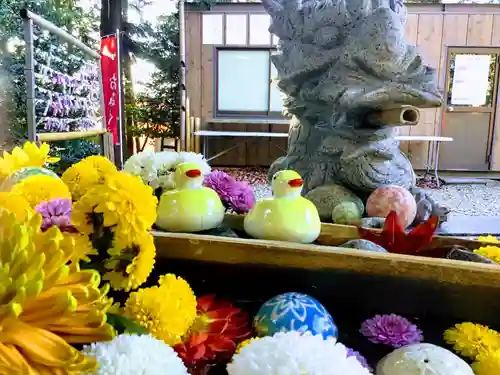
(366, 185), (417, 228)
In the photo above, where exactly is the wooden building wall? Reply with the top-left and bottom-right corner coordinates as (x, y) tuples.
(185, 3), (500, 168)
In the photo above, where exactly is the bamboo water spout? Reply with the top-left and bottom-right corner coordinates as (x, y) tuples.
(367, 106), (420, 127)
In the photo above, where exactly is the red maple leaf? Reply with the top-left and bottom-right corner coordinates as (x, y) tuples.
(174, 295), (251, 371)
(358, 210), (439, 255)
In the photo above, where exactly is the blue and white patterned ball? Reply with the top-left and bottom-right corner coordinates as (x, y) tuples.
(253, 292), (338, 339)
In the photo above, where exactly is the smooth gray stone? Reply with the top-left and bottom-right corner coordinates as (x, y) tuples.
(263, 0), (442, 198)
(305, 184), (364, 221)
(340, 239), (388, 252)
(446, 248), (496, 264)
(360, 217), (386, 229)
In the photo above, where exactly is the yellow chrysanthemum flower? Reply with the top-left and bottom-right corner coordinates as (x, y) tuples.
(10, 175), (71, 208)
(60, 233), (98, 264)
(444, 322), (500, 359)
(0, 192), (34, 221)
(103, 231), (156, 291)
(72, 171), (157, 237)
(62, 155), (117, 201)
(478, 235), (500, 243)
(0, 142), (59, 180)
(474, 246), (500, 263)
(123, 274), (197, 345)
(473, 350), (500, 375)
(0, 210), (115, 374)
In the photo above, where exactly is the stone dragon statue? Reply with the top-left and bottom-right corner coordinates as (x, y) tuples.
(262, 0), (448, 219)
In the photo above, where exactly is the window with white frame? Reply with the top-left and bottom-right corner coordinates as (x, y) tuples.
(216, 49), (284, 116)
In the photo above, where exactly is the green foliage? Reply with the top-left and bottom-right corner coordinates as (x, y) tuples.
(49, 139), (101, 175)
(0, 0), (100, 170)
(107, 312), (149, 335)
(126, 12), (180, 145)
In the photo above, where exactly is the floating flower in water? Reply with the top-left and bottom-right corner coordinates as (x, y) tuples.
(62, 155), (117, 200)
(124, 150), (164, 190)
(36, 198), (73, 231)
(444, 322), (500, 359)
(478, 235), (500, 243)
(204, 170), (255, 213)
(359, 211), (438, 255)
(227, 331), (372, 375)
(83, 333), (189, 375)
(235, 338), (259, 354)
(474, 246), (500, 264)
(123, 274), (197, 346)
(346, 347), (371, 370)
(360, 314), (423, 348)
(473, 350), (500, 375)
(0, 210), (114, 373)
(0, 141), (59, 180)
(10, 174), (71, 208)
(175, 294), (251, 369)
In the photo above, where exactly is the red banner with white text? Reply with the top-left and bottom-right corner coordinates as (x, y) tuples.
(100, 35), (120, 144)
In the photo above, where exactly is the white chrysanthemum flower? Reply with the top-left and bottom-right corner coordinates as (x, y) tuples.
(227, 331), (373, 375)
(154, 151), (180, 190)
(83, 333), (189, 375)
(175, 152), (211, 176)
(123, 150), (160, 188)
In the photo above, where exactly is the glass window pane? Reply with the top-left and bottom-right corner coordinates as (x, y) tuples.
(218, 50), (270, 112)
(249, 14), (271, 45)
(447, 53), (496, 107)
(269, 62), (284, 112)
(226, 14), (247, 45)
(203, 14), (223, 45)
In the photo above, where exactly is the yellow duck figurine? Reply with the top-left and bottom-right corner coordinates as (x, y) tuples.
(156, 162), (225, 232)
(244, 170), (321, 243)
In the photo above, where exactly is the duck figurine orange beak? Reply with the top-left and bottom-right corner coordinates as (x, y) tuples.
(185, 169), (202, 178)
(288, 178), (304, 188)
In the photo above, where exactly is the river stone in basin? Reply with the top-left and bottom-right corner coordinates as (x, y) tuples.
(340, 239), (387, 252)
(305, 184), (364, 222)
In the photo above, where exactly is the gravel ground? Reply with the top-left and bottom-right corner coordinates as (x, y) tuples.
(219, 167), (500, 217)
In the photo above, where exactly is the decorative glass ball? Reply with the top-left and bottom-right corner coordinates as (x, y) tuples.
(376, 343), (474, 375)
(253, 292), (338, 339)
(366, 185), (417, 228)
(1, 167), (60, 192)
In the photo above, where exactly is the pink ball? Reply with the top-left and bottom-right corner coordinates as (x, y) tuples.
(366, 185), (417, 228)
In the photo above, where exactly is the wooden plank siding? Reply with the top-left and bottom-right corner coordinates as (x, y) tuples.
(185, 4), (500, 168)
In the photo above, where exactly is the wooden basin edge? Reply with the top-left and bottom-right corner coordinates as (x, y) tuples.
(152, 230), (500, 289)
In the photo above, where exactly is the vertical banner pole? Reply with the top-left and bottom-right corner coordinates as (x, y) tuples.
(115, 29), (124, 167)
(179, 0), (187, 151)
(100, 32), (123, 168)
(23, 17), (37, 142)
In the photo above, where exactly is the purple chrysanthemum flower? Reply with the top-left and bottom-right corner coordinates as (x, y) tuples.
(204, 170), (235, 202)
(35, 198), (74, 231)
(227, 181), (256, 214)
(360, 314), (423, 348)
(346, 347), (370, 370)
(204, 170), (256, 213)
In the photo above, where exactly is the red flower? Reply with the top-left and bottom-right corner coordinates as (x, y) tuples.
(174, 295), (251, 370)
(359, 211), (439, 255)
